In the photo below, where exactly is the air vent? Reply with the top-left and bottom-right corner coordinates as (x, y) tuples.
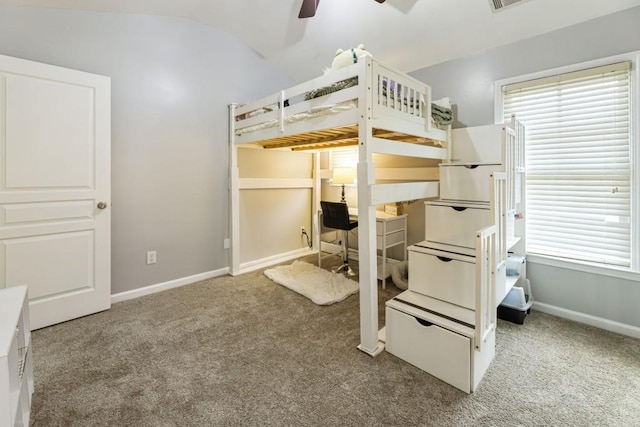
(489, 0), (525, 12)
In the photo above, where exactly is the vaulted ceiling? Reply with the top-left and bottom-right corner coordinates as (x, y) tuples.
(2, 0), (640, 81)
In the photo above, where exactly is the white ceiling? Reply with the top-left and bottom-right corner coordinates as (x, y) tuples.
(3, 0), (640, 81)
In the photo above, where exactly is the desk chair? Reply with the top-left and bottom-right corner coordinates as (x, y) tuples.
(320, 201), (358, 276)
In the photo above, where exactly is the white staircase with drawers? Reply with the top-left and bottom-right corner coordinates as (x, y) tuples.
(385, 118), (525, 393)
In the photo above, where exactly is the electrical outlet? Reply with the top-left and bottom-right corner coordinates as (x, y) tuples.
(300, 226), (306, 235)
(146, 250), (157, 265)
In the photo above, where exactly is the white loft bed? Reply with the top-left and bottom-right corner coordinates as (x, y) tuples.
(229, 57), (451, 357)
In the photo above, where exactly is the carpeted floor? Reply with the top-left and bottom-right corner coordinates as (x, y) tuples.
(29, 255), (640, 426)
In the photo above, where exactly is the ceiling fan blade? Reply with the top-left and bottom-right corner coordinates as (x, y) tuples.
(299, 0), (320, 18)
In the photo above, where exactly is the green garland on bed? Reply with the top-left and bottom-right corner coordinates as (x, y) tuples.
(431, 103), (453, 126)
(304, 77), (359, 100)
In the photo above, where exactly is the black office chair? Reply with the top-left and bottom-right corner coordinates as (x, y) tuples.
(320, 201), (358, 276)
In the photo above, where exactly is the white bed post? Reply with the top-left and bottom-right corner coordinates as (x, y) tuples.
(357, 57), (384, 357)
(229, 104), (241, 275)
(312, 151), (321, 253)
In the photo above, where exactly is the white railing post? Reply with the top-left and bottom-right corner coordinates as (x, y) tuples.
(475, 225), (497, 351)
(229, 103), (241, 275)
(491, 172), (508, 269)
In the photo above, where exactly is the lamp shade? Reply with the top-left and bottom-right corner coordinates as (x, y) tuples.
(332, 167), (356, 185)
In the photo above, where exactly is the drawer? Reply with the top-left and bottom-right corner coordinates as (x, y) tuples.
(386, 306), (471, 393)
(425, 202), (491, 249)
(451, 124), (504, 164)
(408, 247), (475, 309)
(376, 230), (404, 250)
(376, 217), (405, 236)
(439, 164), (502, 202)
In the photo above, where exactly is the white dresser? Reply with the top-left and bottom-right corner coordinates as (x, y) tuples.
(0, 286), (33, 427)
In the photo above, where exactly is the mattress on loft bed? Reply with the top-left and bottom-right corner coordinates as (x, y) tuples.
(235, 102), (453, 137)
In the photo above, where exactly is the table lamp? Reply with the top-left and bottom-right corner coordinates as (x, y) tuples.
(332, 167), (356, 203)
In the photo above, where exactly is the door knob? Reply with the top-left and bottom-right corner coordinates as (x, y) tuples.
(97, 202), (108, 209)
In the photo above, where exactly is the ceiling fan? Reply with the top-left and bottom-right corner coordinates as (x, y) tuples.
(299, 0), (386, 19)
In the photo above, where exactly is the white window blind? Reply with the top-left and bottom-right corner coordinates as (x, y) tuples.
(330, 147), (358, 169)
(502, 61), (632, 267)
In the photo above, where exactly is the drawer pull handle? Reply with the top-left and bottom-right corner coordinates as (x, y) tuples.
(436, 256), (453, 262)
(452, 206), (467, 212)
(464, 164), (479, 169)
(416, 318), (433, 327)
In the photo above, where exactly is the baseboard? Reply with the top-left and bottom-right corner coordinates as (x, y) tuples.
(235, 247), (314, 275)
(532, 301), (640, 339)
(111, 267), (229, 304)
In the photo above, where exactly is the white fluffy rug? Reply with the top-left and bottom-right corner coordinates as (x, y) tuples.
(264, 260), (359, 305)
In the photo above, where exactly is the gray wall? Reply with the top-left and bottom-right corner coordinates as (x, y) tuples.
(0, 5), (294, 294)
(237, 148), (314, 264)
(412, 6), (640, 128)
(411, 6), (640, 329)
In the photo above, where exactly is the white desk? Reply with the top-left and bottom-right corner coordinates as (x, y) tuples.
(318, 209), (407, 287)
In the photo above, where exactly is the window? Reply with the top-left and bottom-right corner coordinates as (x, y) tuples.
(329, 147), (358, 169)
(499, 59), (634, 269)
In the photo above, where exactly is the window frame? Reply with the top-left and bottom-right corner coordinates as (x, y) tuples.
(494, 51), (640, 279)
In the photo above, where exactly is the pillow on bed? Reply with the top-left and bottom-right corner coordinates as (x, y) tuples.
(304, 44), (371, 101)
(330, 44), (373, 71)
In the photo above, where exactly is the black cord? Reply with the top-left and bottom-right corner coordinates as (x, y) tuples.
(301, 230), (312, 248)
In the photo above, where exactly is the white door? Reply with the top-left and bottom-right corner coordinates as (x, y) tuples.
(0, 54), (111, 330)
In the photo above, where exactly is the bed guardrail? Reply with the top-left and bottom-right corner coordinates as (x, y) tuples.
(491, 172), (508, 271)
(232, 63), (363, 138)
(371, 61), (431, 131)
